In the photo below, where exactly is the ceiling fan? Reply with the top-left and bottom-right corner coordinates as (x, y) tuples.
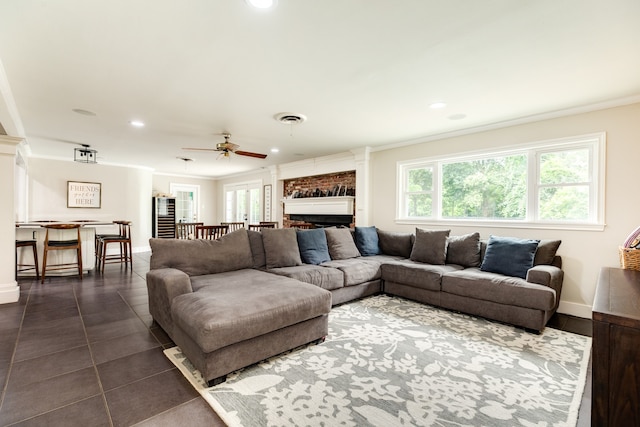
(182, 133), (267, 159)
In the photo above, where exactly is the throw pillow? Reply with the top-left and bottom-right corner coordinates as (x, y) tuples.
(261, 228), (303, 269)
(247, 229), (266, 269)
(480, 235), (540, 279)
(325, 227), (361, 260)
(377, 230), (414, 257)
(354, 226), (382, 256)
(446, 232), (481, 267)
(533, 240), (562, 266)
(296, 228), (331, 265)
(410, 228), (451, 265)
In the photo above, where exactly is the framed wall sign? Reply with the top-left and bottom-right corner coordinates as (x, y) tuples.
(67, 181), (101, 208)
(263, 184), (272, 221)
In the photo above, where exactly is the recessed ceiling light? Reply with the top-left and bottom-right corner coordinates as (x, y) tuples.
(246, 0), (277, 9)
(271, 148), (280, 153)
(72, 108), (96, 116)
(429, 102), (447, 109)
(130, 120), (145, 127)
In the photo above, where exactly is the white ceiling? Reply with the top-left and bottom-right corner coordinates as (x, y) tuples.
(1, 0), (639, 178)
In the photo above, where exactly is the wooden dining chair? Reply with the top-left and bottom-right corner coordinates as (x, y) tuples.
(259, 221), (279, 228)
(41, 223), (82, 283)
(175, 222), (203, 239)
(196, 225), (229, 240)
(16, 238), (40, 280)
(290, 222), (314, 229)
(221, 222), (245, 232)
(248, 223), (276, 231)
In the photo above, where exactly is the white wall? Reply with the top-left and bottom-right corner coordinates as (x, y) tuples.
(370, 102), (640, 317)
(152, 174), (218, 225)
(27, 158), (153, 252)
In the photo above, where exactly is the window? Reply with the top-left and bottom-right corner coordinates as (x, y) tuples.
(397, 133), (605, 229)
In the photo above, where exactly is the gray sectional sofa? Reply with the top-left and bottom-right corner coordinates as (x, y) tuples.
(146, 226), (563, 386)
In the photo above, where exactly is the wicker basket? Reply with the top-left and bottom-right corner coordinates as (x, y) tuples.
(619, 246), (640, 271)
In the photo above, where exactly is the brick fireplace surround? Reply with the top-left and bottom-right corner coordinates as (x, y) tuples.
(283, 171), (356, 228)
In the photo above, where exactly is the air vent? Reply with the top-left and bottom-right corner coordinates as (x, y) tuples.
(275, 112), (307, 125)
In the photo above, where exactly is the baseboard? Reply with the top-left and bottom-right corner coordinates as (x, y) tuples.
(557, 300), (592, 319)
(0, 281), (20, 304)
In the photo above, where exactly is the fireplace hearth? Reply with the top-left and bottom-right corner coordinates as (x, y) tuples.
(289, 214), (353, 228)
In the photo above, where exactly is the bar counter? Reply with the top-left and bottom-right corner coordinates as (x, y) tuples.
(15, 221), (120, 276)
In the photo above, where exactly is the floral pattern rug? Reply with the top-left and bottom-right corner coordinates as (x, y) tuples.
(165, 295), (591, 427)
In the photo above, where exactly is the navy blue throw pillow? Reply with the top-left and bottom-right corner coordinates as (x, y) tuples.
(296, 228), (331, 265)
(480, 235), (540, 279)
(354, 226), (382, 256)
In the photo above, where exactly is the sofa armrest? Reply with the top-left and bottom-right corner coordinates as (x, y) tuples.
(146, 268), (193, 335)
(526, 265), (564, 310)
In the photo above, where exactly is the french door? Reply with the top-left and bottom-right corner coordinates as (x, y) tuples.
(224, 181), (261, 225)
(170, 183), (200, 223)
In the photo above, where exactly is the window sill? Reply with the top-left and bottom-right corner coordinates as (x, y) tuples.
(395, 218), (606, 232)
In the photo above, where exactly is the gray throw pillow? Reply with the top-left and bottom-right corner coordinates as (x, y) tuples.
(377, 230), (413, 258)
(533, 240), (561, 265)
(149, 228), (253, 276)
(325, 228), (361, 260)
(410, 228), (451, 265)
(261, 228), (303, 269)
(247, 229), (266, 269)
(446, 232), (481, 267)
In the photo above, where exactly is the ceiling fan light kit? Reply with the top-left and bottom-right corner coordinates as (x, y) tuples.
(183, 133), (267, 160)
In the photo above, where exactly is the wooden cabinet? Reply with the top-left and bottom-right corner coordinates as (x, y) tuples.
(592, 267), (640, 427)
(152, 197), (176, 238)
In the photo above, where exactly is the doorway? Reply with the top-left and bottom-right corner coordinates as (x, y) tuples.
(223, 181), (261, 225)
(170, 183), (200, 223)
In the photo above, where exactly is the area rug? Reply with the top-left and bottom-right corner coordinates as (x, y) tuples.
(165, 295), (592, 427)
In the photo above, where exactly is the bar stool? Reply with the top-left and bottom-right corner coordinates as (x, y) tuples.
(41, 224), (82, 284)
(98, 221), (132, 273)
(16, 239), (40, 280)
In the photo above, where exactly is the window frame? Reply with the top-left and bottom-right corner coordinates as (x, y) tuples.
(396, 132), (606, 231)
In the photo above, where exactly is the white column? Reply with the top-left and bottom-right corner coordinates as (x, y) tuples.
(0, 136), (22, 304)
(351, 147), (371, 226)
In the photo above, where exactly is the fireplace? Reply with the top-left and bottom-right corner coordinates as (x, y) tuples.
(283, 196), (355, 228)
(289, 214), (353, 228)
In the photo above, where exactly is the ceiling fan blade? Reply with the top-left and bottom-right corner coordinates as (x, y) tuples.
(182, 147), (218, 152)
(235, 150), (268, 159)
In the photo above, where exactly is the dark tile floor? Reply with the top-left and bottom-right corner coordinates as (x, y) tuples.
(0, 253), (593, 426)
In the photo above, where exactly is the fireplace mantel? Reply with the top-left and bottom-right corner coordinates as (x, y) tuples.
(283, 196), (355, 215)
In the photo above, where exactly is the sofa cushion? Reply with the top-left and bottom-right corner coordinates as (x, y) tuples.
(172, 270), (332, 353)
(269, 264), (344, 291)
(321, 258), (381, 286)
(377, 230), (413, 258)
(441, 268), (556, 311)
(296, 228), (331, 265)
(534, 240), (562, 266)
(261, 228), (303, 269)
(325, 228), (361, 260)
(247, 229), (266, 269)
(354, 226), (382, 256)
(410, 228), (451, 265)
(149, 229), (253, 276)
(446, 232), (481, 267)
(480, 235), (540, 279)
(381, 260), (463, 291)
